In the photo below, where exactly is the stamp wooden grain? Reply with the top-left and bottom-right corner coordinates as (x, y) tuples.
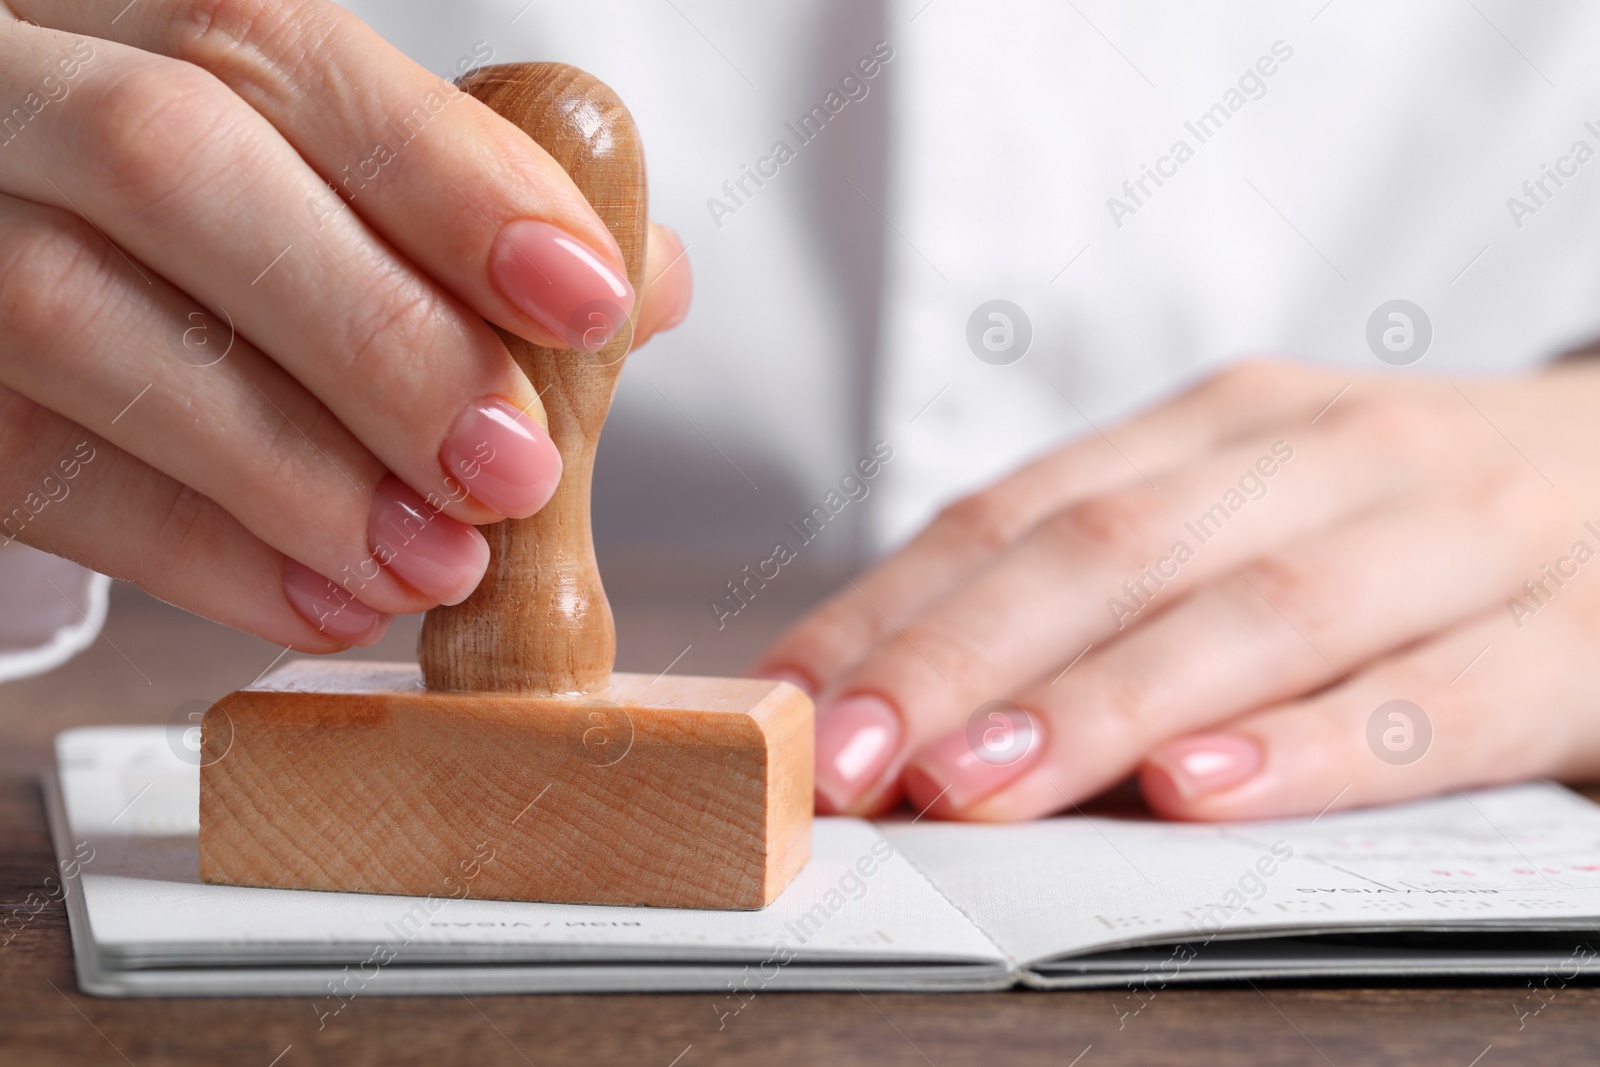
(199, 661), (810, 908)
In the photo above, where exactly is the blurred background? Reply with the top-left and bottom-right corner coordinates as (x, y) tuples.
(343, 0), (1600, 585)
(13, 0), (1600, 733)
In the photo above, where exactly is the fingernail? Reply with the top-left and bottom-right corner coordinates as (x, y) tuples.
(752, 667), (815, 696)
(368, 476), (490, 605)
(440, 397), (563, 518)
(1147, 734), (1262, 800)
(282, 559), (391, 646)
(490, 219), (635, 352)
(814, 693), (901, 813)
(905, 708), (1044, 811)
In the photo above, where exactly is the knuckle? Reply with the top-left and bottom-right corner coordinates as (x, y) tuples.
(1047, 490), (1168, 565)
(1567, 581), (1600, 632)
(1456, 456), (1529, 520)
(1196, 357), (1294, 402)
(334, 281), (443, 387)
(83, 61), (240, 211)
(151, 483), (221, 563)
(0, 388), (58, 497)
(174, 0), (292, 54)
(1326, 394), (1442, 460)
(258, 402), (320, 481)
(170, 0), (346, 90)
(796, 595), (885, 661)
(932, 490), (1034, 555)
(0, 209), (106, 350)
(1351, 395), (1419, 438)
(257, 401), (371, 525)
(1238, 552), (1342, 629)
(1217, 357), (1280, 391)
(1093, 668), (1165, 738)
(891, 618), (993, 691)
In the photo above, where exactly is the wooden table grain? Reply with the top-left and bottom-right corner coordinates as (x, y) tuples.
(3, 582), (1598, 1066)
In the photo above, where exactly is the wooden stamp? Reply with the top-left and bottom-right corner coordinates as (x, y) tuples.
(197, 63), (813, 910)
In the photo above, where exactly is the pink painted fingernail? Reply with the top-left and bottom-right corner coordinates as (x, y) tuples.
(814, 693), (901, 813)
(490, 219), (635, 352)
(905, 707), (1044, 811)
(282, 559), (391, 646)
(440, 397), (563, 518)
(368, 476), (489, 605)
(1147, 734), (1262, 799)
(752, 667), (815, 695)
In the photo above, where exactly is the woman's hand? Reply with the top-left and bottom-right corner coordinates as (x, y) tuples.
(0, 4), (690, 651)
(756, 359), (1600, 822)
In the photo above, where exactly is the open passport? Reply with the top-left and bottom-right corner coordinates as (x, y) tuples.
(45, 726), (1600, 997)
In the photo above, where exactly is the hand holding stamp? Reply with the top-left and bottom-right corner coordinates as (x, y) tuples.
(197, 63), (813, 910)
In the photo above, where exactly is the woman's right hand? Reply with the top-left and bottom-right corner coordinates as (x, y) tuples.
(0, 3), (691, 651)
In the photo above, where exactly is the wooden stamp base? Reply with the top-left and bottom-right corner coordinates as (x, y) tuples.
(198, 661), (812, 910)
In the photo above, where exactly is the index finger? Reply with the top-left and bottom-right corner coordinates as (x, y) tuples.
(753, 361), (1344, 693)
(24, 0), (639, 353)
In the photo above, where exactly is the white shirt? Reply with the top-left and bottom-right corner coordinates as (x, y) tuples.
(341, 0), (1600, 556)
(16, 1), (1600, 679)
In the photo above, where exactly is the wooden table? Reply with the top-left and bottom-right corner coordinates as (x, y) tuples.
(3, 582), (1598, 1066)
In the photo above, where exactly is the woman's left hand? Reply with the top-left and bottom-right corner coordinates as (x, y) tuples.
(754, 358), (1600, 822)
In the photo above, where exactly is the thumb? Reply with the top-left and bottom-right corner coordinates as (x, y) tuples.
(632, 223), (691, 349)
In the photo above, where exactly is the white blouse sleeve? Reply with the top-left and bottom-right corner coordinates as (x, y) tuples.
(0, 542), (110, 684)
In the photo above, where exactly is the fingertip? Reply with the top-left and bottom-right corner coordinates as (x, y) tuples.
(750, 666), (816, 696)
(282, 559), (393, 647)
(852, 776), (908, 819)
(1138, 761), (1195, 820)
(439, 397), (563, 519)
(893, 702), (1052, 823)
(814, 693), (902, 814)
(1140, 733), (1268, 821)
(368, 477), (491, 606)
(901, 761), (958, 818)
(489, 219), (636, 354)
(817, 763), (906, 818)
(349, 611), (394, 648)
(814, 787), (843, 816)
(276, 620), (356, 655)
(634, 222), (691, 348)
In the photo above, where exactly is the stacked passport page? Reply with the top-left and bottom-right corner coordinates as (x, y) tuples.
(44, 726), (1600, 996)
